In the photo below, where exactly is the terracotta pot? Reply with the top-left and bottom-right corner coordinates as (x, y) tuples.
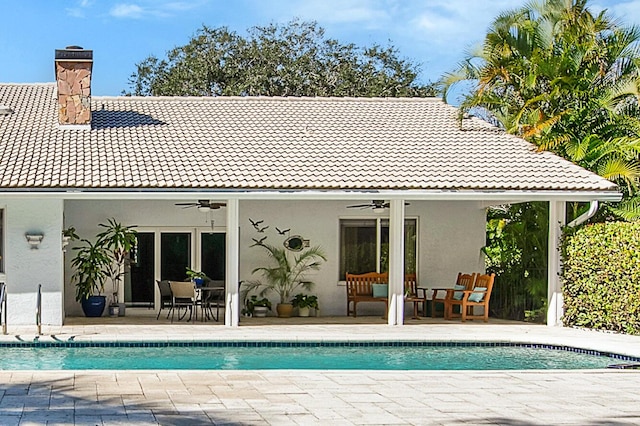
(276, 303), (293, 318)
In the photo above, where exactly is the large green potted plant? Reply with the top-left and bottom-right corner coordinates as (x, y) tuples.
(71, 239), (111, 317)
(96, 218), (137, 316)
(245, 241), (326, 318)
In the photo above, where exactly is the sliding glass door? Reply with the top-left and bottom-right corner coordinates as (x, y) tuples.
(124, 230), (226, 310)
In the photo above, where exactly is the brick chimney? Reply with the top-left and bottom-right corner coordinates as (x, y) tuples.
(54, 46), (93, 127)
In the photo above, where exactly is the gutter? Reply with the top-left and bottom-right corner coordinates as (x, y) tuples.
(567, 201), (599, 227)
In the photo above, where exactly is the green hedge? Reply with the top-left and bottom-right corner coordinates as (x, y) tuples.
(562, 222), (640, 335)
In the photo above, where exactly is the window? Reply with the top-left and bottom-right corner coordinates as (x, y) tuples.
(339, 218), (417, 278)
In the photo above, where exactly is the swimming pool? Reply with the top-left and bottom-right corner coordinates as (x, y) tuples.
(0, 341), (634, 370)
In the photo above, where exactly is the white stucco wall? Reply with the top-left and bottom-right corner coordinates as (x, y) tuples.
(2, 198), (64, 326)
(63, 198), (486, 319)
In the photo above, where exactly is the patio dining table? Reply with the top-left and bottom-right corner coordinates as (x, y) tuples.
(196, 286), (225, 322)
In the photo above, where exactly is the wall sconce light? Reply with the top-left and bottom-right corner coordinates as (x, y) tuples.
(25, 233), (44, 249)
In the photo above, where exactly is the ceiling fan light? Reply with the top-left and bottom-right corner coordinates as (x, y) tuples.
(372, 206), (386, 214)
(198, 205), (211, 212)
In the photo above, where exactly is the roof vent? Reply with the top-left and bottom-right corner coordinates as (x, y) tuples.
(0, 105), (13, 116)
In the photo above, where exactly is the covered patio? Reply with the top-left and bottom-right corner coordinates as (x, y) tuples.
(0, 50), (620, 327)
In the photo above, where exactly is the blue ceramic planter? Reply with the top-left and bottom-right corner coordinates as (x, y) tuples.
(81, 295), (106, 317)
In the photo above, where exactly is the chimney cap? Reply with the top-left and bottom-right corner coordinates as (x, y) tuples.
(55, 47), (93, 61)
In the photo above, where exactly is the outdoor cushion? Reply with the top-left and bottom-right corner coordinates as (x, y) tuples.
(452, 284), (466, 300)
(372, 283), (388, 298)
(469, 287), (487, 303)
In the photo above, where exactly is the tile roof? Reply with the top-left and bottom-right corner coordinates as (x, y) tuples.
(0, 83), (617, 193)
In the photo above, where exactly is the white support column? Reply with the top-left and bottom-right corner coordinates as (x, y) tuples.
(225, 199), (240, 327)
(547, 200), (566, 327)
(388, 199), (405, 326)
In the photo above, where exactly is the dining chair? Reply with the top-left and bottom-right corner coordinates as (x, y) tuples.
(155, 280), (173, 320)
(169, 281), (197, 323)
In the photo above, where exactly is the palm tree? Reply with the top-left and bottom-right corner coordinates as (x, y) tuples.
(441, 0), (640, 218)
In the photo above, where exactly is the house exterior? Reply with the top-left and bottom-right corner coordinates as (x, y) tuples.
(0, 48), (620, 327)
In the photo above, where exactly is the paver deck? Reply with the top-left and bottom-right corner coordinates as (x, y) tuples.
(1, 316), (639, 425)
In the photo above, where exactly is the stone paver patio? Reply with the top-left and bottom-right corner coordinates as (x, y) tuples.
(1, 317), (639, 425)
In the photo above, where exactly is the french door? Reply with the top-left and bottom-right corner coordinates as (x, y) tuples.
(125, 229), (226, 308)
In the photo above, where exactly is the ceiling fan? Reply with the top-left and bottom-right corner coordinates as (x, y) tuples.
(175, 200), (226, 212)
(347, 200), (410, 211)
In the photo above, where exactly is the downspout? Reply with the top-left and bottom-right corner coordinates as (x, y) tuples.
(567, 201), (598, 227)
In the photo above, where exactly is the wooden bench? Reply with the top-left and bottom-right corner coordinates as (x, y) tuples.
(346, 272), (389, 317)
(346, 272), (424, 318)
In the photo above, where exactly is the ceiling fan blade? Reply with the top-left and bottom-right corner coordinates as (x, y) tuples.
(175, 202), (197, 206)
(347, 204), (373, 208)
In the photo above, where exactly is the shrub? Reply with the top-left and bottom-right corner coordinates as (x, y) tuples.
(561, 222), (640, 334)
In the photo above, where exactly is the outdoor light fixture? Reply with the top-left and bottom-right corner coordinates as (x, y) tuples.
(25, 233), (44, 249)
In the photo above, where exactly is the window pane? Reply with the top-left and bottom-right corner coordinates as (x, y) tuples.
(380, 219), (417, 274)
(339, 219), (376, 277)
(404, 220), (417, 274)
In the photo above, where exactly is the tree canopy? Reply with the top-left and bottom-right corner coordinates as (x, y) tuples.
(441, 0), (640, 219)
(126, 20), (435, 98)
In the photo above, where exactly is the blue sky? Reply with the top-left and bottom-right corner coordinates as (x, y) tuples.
(1, 0), (637, 96)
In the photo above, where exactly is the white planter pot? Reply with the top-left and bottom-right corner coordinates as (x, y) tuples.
(298, 306), (310, 317)
(253, 306), (268, 317)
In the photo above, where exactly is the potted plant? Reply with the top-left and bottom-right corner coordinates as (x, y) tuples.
(95, 218), (137, 317)
(244, 223), (326, 318)
(71, 239), (111, 317)
(291, 294), (319, 317)
(242, 295), (272, 317)
(186, 267), (207, 287)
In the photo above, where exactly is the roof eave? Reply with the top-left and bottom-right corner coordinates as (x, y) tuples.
(0, 188), (622, 203)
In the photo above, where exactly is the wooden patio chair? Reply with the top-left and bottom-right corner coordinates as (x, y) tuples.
(444, 273), (495, 322)
(403, 274), (426, 319)
(430, 273), (476, 318)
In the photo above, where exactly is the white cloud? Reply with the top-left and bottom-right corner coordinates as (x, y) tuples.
(283, 0), (393, 28)
(66, 0), (94, 18)
(107, 0), (208, 19)
(110, 4), (145, 19)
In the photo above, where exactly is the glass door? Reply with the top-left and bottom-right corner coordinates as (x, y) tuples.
(127, 232), (155, 307)
(161, 232), (191, 281)
(200, 232), (226, 281)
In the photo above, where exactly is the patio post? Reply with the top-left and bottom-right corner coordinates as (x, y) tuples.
(388, 199), (405, 326)
(547, 200), (566, 327)
(225, 199), (240, 327)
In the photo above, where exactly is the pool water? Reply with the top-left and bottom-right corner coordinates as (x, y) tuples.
(0, 343), (621, 370)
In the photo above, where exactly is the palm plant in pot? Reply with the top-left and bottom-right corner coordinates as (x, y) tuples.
(71, 239), (111, 317)
(244, 234), (326, 318)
